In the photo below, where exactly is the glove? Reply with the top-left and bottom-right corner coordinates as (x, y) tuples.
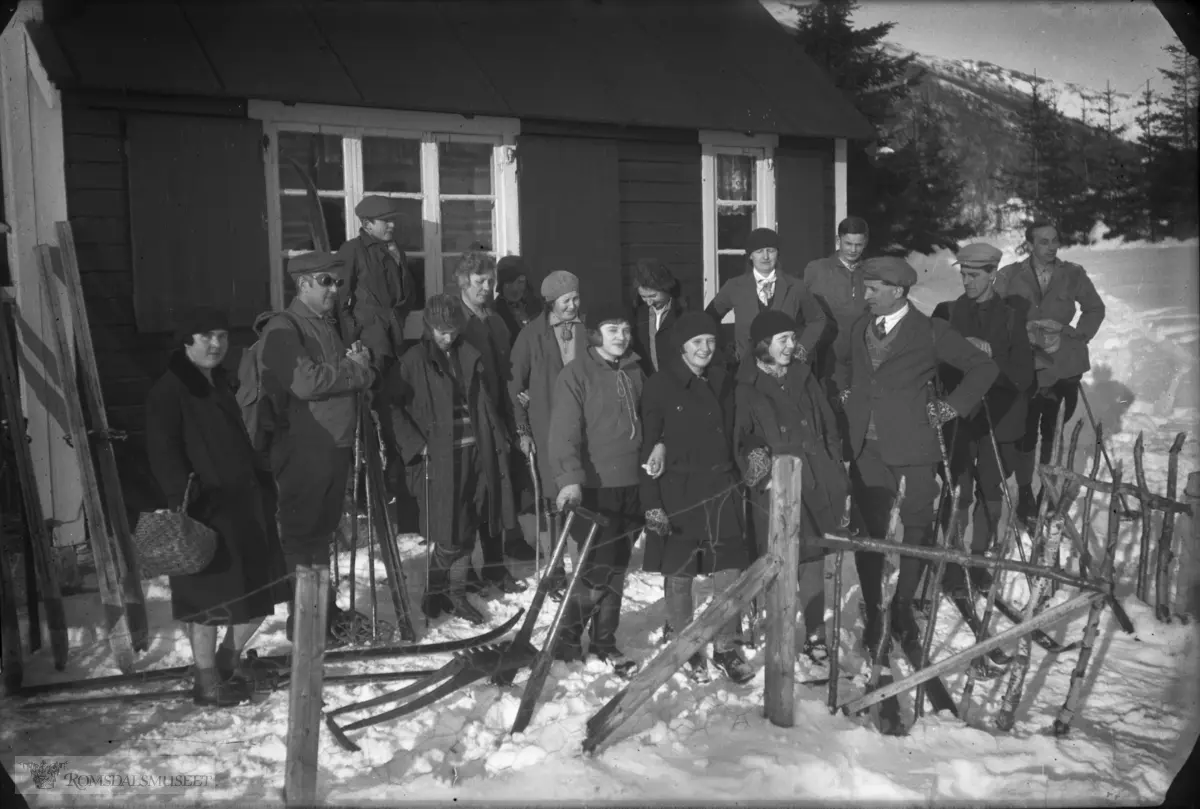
(837, 388), (852, 407)
(744, 447), (771, 487)
(556, 483), (582, 513)
(926, 399), (958, 427)
(645, 508), (671, 536)
(966, 336), (992, 358)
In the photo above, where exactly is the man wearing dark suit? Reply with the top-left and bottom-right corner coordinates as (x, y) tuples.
(933, 243), (1035, 593)
(704, 227), (826, 366)
(630, 258), (688, 377)
(837, 256), (998, 654)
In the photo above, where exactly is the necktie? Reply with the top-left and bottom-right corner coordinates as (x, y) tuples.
(757, 278), (774, 307)
(873, 317), (887, 339)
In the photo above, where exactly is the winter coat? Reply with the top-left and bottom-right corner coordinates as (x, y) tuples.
(933, 294), (1035, 444)
(259, 298), (375, 449)
(508, 312), (588, 501)
(631, 296), (688, 377)
(839, 307), (999, 467)
(640, 356), (747, 577)
(802, 253), (867, 389)
(704, 269), (827, 363)
(734, 359), (848, 562)
(338, 230), (416, 366)
(145, 351), (290, 624)
(549, 348), (645, 491)
(496, 294), (541, 348)
(995, 257), (1105, 387)
(378, 337), (517, 544)
(460, 302), (514, 428)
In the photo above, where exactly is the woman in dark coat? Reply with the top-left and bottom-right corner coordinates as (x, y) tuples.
(641, 312), (754, 685)
(734, 310), (849, 666)
(145, 308), (290, 707)
(379, 295), (516, 626)
(495, 255), (542, 346)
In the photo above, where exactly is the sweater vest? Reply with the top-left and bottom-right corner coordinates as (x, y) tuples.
(863, 323), (902, 440)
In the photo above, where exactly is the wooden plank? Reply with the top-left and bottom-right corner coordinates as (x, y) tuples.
(776, 149), (833, 271)
(57, 221), (148, 652)
(619, 202), (704, 227)
(66, 189), (127, 219)
(618, 160), (697, 184)
(284, 565), (328, 807)
(64, 134), (124, 164)
(1156, 433), (1188, 621)
(65, 163), (126, 192)
(0, 508), (23, 694)
(583, 552), (782, 756)
(616, 140), (700, 163)
(621, 222), (701, 246)
(72, 244), (132, 273)
(79, 272), (134, 301)
(35, 245), (137, 674)
(764, 455), (801, 727)
(840, 591), (1104, 716)
(70, 217), (129, 246)
(0, 302), (69, 670)
(62, 107), (122, 138)
(618, 180), (700, 205)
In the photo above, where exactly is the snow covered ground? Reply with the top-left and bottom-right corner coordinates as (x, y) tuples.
(3, 240), (1198, 806)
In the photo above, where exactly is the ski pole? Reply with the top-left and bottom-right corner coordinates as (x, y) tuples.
(528, 445), (543, 576)
(424, 449), (433, 594)
(363, 407), (379, 640)
(349, 399), (362, 619)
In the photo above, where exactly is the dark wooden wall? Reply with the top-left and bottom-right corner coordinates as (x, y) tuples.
(776, 141), (835, 274)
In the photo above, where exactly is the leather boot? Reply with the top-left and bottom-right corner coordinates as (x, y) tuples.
(422, 547), (455, 620)
(193, 666), (250, 707)
(588, 585), (625, 659)
(447, 556), (486, 626)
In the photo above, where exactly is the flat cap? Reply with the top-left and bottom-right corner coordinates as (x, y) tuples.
(955, 243), (1004, 269)
(862, 256), (917, 287)
(354, 195), (402, 221)
(286, 251), (344, 277)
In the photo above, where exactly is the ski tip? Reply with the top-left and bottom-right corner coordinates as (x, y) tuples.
(324, 713), (361, 753)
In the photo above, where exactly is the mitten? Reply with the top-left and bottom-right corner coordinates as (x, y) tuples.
(645, 508), (671, 536)
(926, 399), (958, 427)
(837, 388), (852, 407)
(794, 343), (809, 365)
(744, 447), (771, 487)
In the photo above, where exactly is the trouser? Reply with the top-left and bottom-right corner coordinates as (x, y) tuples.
(944, 428), (1021, 556)
(664, 569), (740, 653)
(273, 437), (354, 575)
(797, 558), (825, 640)
(1015, 376), (1080, 486)
(426, 445), (481, 597)
(850, 440), (939, 613)
(559, 485), (640, 657)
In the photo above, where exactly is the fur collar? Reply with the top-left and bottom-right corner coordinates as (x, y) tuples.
(167, 349), (227, 399)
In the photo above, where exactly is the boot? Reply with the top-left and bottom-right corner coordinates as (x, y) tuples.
(447, 557), (486, 626)
(484, 567), (529, 594)
(544, 563), (568, 603)
(712, 647), (755, 685)
(422, 549), (454, 620)
(216, 647), (282, 693)
(588, 585), (624, 659)
(503, 532), (537, 564)
(192, 666), (250, 707)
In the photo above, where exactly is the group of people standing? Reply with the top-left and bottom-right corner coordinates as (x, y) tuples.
(144, 193), (1105, 708)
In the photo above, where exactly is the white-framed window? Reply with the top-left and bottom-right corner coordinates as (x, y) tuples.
(249, 101), (520, 330)
(700, 131), (777, 322)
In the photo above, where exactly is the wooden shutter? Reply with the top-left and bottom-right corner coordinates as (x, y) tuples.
(776, 146), (834, 275)
(517, 135), (622, 307)
(126, 114), (269, 332)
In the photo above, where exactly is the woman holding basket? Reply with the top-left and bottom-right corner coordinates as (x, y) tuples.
(145, 308), (290, 707)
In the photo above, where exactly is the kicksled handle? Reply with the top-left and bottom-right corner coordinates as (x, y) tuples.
(560, 502), (612, 528)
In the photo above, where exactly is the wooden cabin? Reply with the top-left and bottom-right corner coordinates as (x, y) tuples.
(1, 0), (872, 549)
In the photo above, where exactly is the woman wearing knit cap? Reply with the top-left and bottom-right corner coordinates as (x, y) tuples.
(547, 301), (645, 677)
(641, 311), (754, 684)
(704, 227), (827, 366)
(378, 294), (517, 626)
(734, 309), (850, 669)
(508, 269), (587, 593)
(146, 307), (291, 706)
(494, 255), (541, 346)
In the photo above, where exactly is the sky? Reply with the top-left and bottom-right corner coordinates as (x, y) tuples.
(762, 1), (1183, 96)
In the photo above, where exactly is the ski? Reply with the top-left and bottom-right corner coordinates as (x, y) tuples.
(17, 609), (524, 697)
(889, 620), (960, 717)
(17, 668), (440, 710)
(362, 409), (418, 642)
(946, 592), (1015, 667)
(991, 596), (1081, 654)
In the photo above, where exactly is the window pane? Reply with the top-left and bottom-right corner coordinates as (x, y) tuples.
(717, 205), (754, 251)
(441, 200), (494, 252)
(718, 253), (746, 289)
(439, 142), (493, 195)
(363, 137), (421, 194)
(717, 154), (755, 201)
(280, 195), (347, 252)
(390, 197), (424, 253)
(278, 132), (344, 192)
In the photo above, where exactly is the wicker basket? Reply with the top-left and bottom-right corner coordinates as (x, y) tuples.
(132, 474), (219, 578)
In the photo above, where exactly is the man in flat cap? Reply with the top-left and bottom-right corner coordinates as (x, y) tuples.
(994, 220), (1106, 524)
(836, 255), (997, 686)
(932, 243), (1034, 598)
(705, 227), (826, 368)
(260, 251), (375, 639)
(339, 195), (416, 374)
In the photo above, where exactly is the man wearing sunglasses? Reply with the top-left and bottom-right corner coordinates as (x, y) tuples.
(260, 252), (375, 633)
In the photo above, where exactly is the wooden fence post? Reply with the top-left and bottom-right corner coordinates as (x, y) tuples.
(285, 565), (328, 807)
(1155, 433), (1187, 621)
(764, 455), (802, 728)
(1173, 472), (1200, 621)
